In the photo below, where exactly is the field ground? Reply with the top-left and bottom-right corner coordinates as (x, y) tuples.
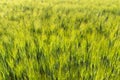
(0, 0), (120, 80)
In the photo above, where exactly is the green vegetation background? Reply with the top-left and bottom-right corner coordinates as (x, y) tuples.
(0, 0), (120, 80)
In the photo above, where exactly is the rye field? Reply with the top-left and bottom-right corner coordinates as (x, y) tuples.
(0, 0), (120, 80)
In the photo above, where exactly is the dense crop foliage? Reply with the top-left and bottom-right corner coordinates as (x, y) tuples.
(0, 0), (120, 80)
